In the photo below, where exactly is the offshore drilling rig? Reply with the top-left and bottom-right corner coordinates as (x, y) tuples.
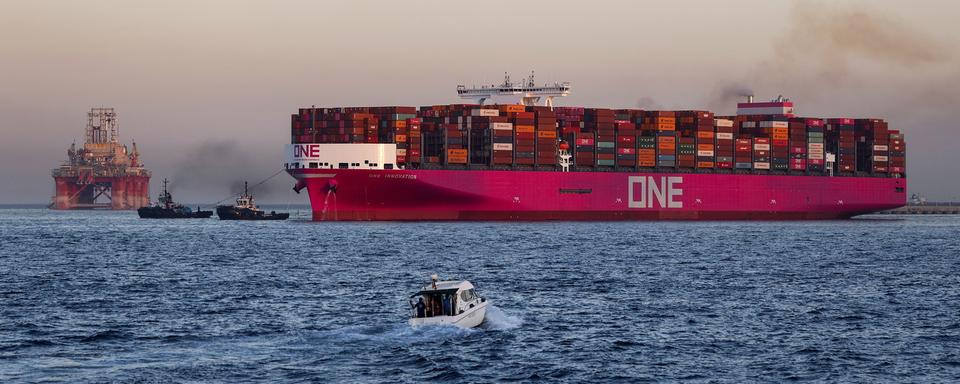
(50, 108), (151, 209)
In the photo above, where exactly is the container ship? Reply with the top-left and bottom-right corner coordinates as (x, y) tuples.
(285, 76), (906, 221)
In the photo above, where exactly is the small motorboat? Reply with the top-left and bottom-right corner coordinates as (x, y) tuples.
(409, 275), (488, 328)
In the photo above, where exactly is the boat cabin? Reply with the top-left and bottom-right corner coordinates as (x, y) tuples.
(410, 280), (484, 318)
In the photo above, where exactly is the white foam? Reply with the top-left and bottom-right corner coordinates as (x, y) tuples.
(482, 305), (523, 331)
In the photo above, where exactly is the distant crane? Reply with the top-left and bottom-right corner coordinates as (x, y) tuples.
(457, 71), (571, 107)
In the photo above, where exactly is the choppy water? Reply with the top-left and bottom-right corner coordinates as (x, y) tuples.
(1, 207), (959, 382)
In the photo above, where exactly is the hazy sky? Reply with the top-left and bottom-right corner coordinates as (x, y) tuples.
(1, 0), (958, 203)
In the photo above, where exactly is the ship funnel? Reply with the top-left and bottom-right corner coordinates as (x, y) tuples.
(747, 95), (754, 103)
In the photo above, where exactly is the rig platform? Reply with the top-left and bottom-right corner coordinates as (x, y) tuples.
(51, 108), (151, 210)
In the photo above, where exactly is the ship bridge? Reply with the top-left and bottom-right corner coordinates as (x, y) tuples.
(457, 71), (570, 107)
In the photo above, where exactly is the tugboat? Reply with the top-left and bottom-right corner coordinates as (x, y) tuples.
(216, 181), (289, 220)
(137, 178), (213, 219)
(409, 275), (488, 328)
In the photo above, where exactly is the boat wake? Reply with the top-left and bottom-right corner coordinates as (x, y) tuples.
(311, 323), (474, 346)
(481, 305), (523, 331)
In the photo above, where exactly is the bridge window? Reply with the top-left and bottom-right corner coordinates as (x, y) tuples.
(339, 163), (349, 169)
(309, 162), (318, 169)
(384, 164), (394, 170)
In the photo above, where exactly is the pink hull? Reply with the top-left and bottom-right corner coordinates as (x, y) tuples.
(289, 169), (907, 221)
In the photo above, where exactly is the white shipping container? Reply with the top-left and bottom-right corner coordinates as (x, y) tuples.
(754, 144), (771, 151)
(742, 121), (757, 128)
(471, 109), (499, 117)
(697, 150), (715, 157)
(808, 143), (825, 149)
(759, 121), (789, 128)
(753, 162), (771, 170)
(396, 149), (407, 156)
(491, 122), (514, 130)
(716, 132), (734, 140)
(873, 145), (888, 151)
(493, 143), (513, 151)
(714, 119), (734, 127)
(873, 155), (889, 162)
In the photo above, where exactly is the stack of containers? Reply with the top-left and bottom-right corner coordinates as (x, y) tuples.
(586, 109), (617, 168)
(637, 137), (656, 167)
(888, 131), (905, 175)
(575, 132), (595, 168)
(677, 137), (696, 168)
(418, 105), (450, 164)
(491, 121), (514, 166)
(371, 107), (416, 164)
(714, 118), (735, 169)
(753, 138), (771, 170)
(407, 118), (422, 165)
(444, 120), (467, 165)
(468, 107), (506, 165)
(787, 120), (807, 171)
(735, 137), (753, 169)
(615, 120), (638, 168)
(531, 106), (558, 167)
(765, 120), (789, 171)
(508, 107), (534, 166)
(828, 118), (856, 173)
(556, 107), (594, 169)
(870, 121), (890, 174)
(643, 111), (676, 168)
(421, 119), (443, 164)
(854, 119), (889, 174)
(805, 119), (825, 172)
(682, 111), (715, 169)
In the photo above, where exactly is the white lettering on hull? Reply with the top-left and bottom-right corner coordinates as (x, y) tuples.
(628, 176), (683, 209)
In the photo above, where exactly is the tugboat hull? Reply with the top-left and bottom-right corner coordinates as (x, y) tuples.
(216, 206), (289, 220)
(137, 207), (213, 219)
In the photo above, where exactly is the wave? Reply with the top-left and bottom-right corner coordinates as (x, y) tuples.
(309, 323), (475, 346)
(481, 305), (522, 331)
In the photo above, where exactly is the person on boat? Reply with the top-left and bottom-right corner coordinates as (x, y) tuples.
(442, 294), (453, 316)
(432, 296), (442, 317)
(413, 297), (426, 318)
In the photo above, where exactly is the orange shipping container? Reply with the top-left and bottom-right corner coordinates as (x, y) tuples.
(656, 123), (676, 131)
(395, 134), (407, 143)
(447, 149), (468, 157)
(500, 105), (526, 113)
(655, 117), (676, 124)
(515, 125), (535, 133)
(696, 131), (715, 140)
(697, 161), (715, 168)
(697, 144), (713, 151)
(447, 156), (468, 164)
(657, 136), (676, 144)
(537, 131), (557, 139)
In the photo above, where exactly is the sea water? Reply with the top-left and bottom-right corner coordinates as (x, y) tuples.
(1, 207), (959, 382)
